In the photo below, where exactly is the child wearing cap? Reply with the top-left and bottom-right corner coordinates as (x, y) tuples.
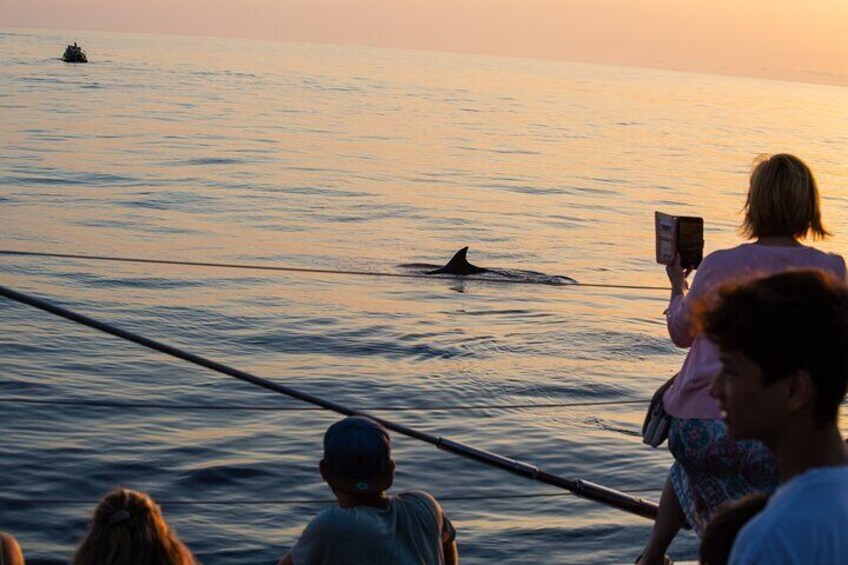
(277, 416), (458, 565)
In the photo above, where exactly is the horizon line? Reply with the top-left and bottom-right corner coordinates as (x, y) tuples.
(4, 23), (847, 91)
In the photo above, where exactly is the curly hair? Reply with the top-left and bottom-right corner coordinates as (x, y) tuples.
(698, 270), (848, 425)
(73, 488), (198, 565)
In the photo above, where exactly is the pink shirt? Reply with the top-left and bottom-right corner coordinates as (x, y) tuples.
(663, 243), (846, 419)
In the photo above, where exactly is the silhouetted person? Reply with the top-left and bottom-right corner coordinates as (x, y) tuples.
(699, 494), (769, 565)
(277, 416), (458, 565)
(0, 532), (25, 565)
(73, 488), (199, 565)
(703, 271), (848, 563)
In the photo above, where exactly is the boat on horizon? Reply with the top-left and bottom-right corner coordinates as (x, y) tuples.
(61, 42), (87, 63)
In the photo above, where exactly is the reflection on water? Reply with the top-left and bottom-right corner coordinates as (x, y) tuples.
(2, 28), (847, 564)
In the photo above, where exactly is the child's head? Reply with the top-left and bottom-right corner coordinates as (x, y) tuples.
(700, 493), (769, 565)
(320, 416), (394, 496)
(742, 153), (829, 241)
(73, 488), (197, 565)
(0, 532), (25, 565)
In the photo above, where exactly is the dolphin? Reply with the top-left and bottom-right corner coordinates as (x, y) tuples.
(398, 246), (576, 284)
(427, 247), (489, 275)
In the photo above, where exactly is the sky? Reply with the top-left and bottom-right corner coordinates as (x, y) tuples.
(2, 0), (847, 86)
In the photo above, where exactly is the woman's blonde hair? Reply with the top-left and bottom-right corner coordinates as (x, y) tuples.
(742, 153), (830, 240)
(73, 488), (198, 565)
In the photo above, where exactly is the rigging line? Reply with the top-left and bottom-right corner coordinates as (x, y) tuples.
(0, 397), (648, 412)
(0, 249), (670, 292)
(9, 395), (843, 413)
(0, 490), (664, 507)
(0, 284), (659, 521)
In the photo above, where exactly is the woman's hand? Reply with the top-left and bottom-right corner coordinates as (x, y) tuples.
(666, 254), (692, 298)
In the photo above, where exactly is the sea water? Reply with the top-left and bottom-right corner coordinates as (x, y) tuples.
(1, 28), (847, 564)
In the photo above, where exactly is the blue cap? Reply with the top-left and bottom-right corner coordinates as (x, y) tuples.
(323, 416), (393, 494)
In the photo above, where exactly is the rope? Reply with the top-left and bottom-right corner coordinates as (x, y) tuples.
(0, 284), (659, 521)
(0, 250), (669, 292)
(0, 397), (648, 412)
(0, 490), (662, 507)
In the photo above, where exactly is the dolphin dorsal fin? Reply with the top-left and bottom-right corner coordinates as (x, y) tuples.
(429, 246), (486, 275)
(443, 246), (471, 269)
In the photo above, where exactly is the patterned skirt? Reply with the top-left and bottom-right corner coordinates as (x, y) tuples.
(667, 417), (779, 535)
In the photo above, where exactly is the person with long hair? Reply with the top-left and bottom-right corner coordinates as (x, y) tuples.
(637, 154), (846, 564)
(0, 532), (25, 565)
(73, 488), (199, 565)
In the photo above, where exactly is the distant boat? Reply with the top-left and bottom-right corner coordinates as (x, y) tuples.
(62, 43), (88, 63)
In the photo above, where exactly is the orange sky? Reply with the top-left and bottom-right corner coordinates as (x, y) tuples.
(3, 0), (847, 85)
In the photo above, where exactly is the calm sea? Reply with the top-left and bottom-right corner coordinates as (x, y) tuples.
(2, 28), (847, 564)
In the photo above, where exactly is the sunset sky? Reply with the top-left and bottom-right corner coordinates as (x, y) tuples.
(3, 0), (847, 85)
